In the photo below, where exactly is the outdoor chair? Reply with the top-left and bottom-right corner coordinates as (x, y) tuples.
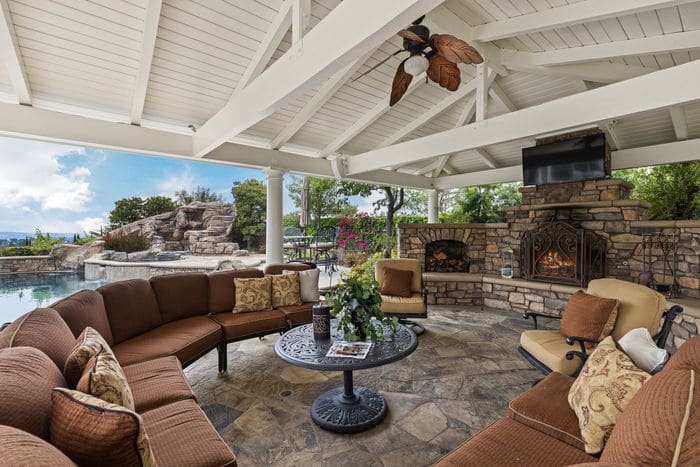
(374, 258), (428, 335)
(310, 226), (338, 269)
(518, 278), (683, 376)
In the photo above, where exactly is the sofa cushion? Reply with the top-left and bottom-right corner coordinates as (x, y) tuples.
(0, 307), (76, 370)
(211, 310), (287, 340)
(0, 425), (77, 467)
(277, 302), (315, 326)
(141, 399), (236, 467)
(264, 262), (313, 275)
(284, 268), (320, 302)
(568, 336), (651, 454)
(519, 329), (583, 376)
(560, 290), (618, 349)
(271, 272), (302, 308)
(508, 371), (584, 451)
(380, 293), (426, 315)
(233, 276), (272, 313)
(50, 388), (156, 467)
(433, 417), (596, 466)
(208, 268), (264, 314)
(601, 368), (699, 465)
(150, 273), (210, 323)
(112, 316), (221, 367)
(123, 356), (195, 413)
(76, 349), (135, 410)
(0, 346), (67, 440)
(665, 335), (700, 372)
(98, 279), (162, 344)
(380, 267), (414, 298)
(50, 289), (114, 345)
(63, 326), (113, 388)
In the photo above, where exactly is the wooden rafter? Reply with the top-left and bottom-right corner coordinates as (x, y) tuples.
(130, 0), (162, 125)
(500, 55), (657, 83)
(669, 106), (689, 140)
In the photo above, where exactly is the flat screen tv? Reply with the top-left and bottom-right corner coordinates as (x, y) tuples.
(522, 133), (608, 186)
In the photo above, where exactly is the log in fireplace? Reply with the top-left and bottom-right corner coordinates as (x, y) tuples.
(521, 221), (607, 287)
(425, 240), (470, 272)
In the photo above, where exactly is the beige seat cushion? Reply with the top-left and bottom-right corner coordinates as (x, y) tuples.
(380, 293), (426, 315)
(587, 278), (666, 341)
(520, 330), (583, 376)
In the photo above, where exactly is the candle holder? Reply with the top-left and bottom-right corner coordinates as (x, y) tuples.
(312, 303), (331, 340)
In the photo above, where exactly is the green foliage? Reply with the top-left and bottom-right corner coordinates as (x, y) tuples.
(351, 252), (391, 283)
(73, 234), (99, 245)
(326, 270), (398, 342)
(283, 212), (300, 227)
(0, 246), (33, 257)
(109, 196), (176, 227)
(30, 230), (63, 255)
(231, 179), (267, 249)
(614, 163), (700, 220)
(444, 182), (522, 223)
(103, 232), (150, 253)
(174, 186), (224, 205)
(287, 176), (356, 227)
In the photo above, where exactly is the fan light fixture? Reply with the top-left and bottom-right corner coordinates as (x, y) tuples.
(404, 54), (429, 76)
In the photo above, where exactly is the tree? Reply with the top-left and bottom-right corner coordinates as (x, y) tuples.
(108, 196), (176, 227)
(231, 179), (267, 249)
(287, 176), (356, 229)
(615, 163), (700, 220)
(174, 186), (224, 205)
(445, 182), (522, 223)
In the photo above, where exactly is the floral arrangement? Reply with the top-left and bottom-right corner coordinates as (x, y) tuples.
(325, 270), (398, 342)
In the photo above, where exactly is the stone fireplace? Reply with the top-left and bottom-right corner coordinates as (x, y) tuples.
(521, 220), (607, 287)
(425, 240), (470, 272)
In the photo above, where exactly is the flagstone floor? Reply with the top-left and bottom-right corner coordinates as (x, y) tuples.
(184, 306), (543, 466)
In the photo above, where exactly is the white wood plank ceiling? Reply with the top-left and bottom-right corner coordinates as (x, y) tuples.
(0, 0), (699, 190)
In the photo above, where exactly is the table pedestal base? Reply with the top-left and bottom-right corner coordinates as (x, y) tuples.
(311, 386), (387, 433)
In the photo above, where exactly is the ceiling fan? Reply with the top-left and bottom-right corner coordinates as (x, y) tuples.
(355, 16), (484, 106)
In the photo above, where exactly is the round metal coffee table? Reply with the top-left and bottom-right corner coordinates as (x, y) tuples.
(274, 320), (417, 433)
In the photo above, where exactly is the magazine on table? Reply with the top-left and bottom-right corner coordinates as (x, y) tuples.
(326, 341), (372, 359)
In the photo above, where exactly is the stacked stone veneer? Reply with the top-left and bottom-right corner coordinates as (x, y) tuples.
(109, 202), (238, 254)
(0, 256), (56, 273)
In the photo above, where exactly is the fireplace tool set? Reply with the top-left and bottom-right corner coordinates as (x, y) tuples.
(641, 231), (681, 298)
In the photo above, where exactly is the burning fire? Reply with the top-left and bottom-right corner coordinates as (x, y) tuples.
(537, 250), (575, 276)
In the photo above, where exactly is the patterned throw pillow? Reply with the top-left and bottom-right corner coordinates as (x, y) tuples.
(76, 349), (135, 411)
(560, 291), (619, 349)
(63, 327), (112, 387)
(233, 276), (272, 313)
(568, 336), (651, 454)
(50, 388), (156, 467)
(270, 272), (302, 308)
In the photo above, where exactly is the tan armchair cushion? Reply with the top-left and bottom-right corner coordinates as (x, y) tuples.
(375, 259), (422, 293)
(380, 267), (413, 297)
(520, 330), (584, 376)
(586, 278), (666, 341)
(380, 293), (426, 315)
(560, 291), (618, 349)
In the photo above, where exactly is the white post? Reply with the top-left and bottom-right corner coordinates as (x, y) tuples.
(427, 189), (439, 223)
(265, 168), (284, 265)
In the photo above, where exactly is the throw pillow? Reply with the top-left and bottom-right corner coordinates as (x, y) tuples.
(284, 268), (320, 302)
(270, 272), (302, 308)
(380, 267), (413, 298)
(50, 388), (156, 467)
(63, 326), (113, 388)
(568, 336), (651, 454)
(618, 327), (669, 374)
(76, 349), (135, 411)
(233, 276), (272, 313)
(560, 290), (619, 349)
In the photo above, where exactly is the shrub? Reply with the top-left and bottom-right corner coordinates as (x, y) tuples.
(103, 232), (149, 253)
(73, 234), (99, 246)
(0, 246), (33, 257)
(30, 230), (63, 255)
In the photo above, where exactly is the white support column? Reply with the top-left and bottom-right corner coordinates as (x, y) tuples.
(475, 64), (488, 122)
(427, 189), (439, 223)
(265, 168), (285, 265)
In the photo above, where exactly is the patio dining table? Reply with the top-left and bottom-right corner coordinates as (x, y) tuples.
(283, 235), (314, 261)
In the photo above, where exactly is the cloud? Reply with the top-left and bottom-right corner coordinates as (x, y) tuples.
(156, 170), (195, 198)
(76, 216), (107, 234)
(0, 137), (92, 212)
(355, 191), (386, 214)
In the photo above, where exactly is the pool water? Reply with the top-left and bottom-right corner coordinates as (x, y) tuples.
(0, 273), (107, 325)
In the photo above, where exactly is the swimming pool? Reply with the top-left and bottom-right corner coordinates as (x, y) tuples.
(0, 273), (107, 325)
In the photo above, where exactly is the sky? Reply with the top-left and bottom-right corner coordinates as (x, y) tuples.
(0, 136), (334, 234)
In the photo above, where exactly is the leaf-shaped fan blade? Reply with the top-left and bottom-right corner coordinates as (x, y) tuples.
(397, 29), (426, 43)
(427, 54), (460, 91)
(390, 60), (413, 107)
(431, 34), (484, 64)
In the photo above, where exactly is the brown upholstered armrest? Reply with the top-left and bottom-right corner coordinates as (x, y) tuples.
(522, 312), (562, 330)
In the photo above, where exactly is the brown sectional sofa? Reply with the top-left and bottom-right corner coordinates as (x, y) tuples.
(435, 335), (700, 466)
(0, 263), (318, 466)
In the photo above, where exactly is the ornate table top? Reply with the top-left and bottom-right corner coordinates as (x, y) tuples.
(274, 320), (418, 371)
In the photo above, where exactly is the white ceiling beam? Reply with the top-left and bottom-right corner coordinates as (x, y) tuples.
(519, 30), (700, 66)
(193, 0), (443, 158)
(471, 0), (697, 42)
(292, 0), (311, 45)
(456, 96), (476, 126)
(612, 138), (700, 169)
(602, 121), (622, 150)
(501, 53), (656, 83)
(435, 166), (522, 189)
(234, 0), (292, 93)
(319, 72), (426, 156)
(474, 148), (498, 168)
(270, 49), (374, 149)
(346, 60), (700, 175)
(669, 106), (688, 140)
(0, 0), (30, 105)
(432, 154), (451, 177)
(489, 82), (517, 112)
(130, 0), (162, 125)
(442, 161), (457, 175)
(475, 64), (488, 122)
